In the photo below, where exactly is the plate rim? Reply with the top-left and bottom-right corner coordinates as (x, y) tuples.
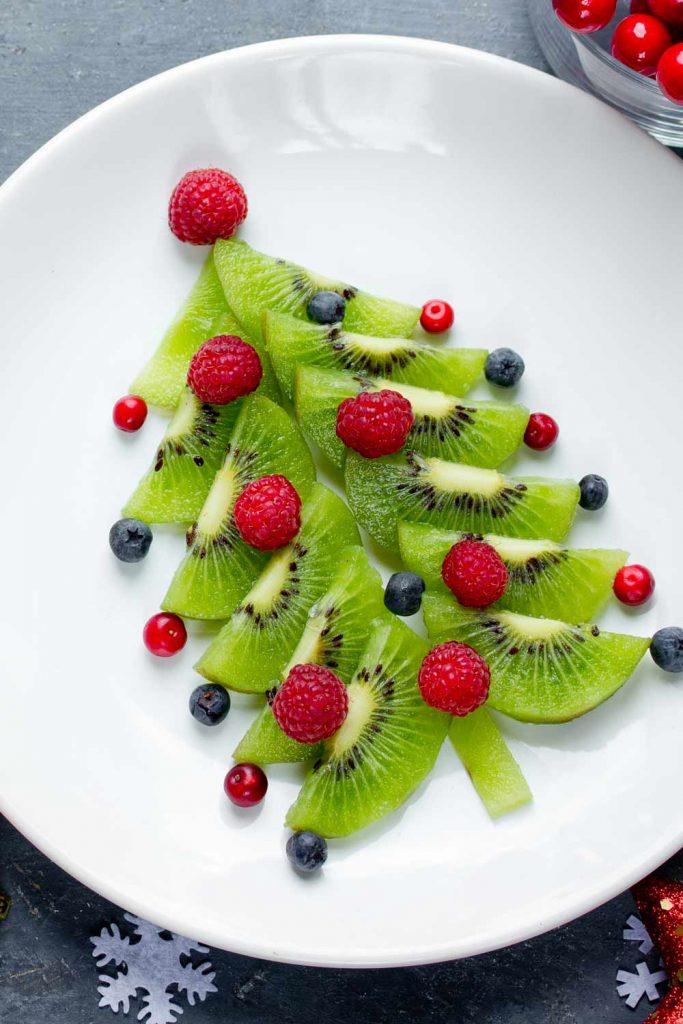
(1, 33), (681, 968)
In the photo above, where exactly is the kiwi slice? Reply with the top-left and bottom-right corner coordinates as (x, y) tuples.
(232, 549), (386, 765)
(161, 396), (315, 620)
(423, 593), (650, 723)
(264, 310), (486, 401)
(130, 256), (227, 411)
(285, 616), (449, 837)
(122, 388), (239, 524)
(124, 319), (281, 525)
(131, 256), (282, 412)
(213, 238), (419, 343)
(295, 365), (529, 471)
(195, 484), (362, 690)
(398, 522), (627, 622)
(448, 708), (532, 819)
(345, 451), (580, 553)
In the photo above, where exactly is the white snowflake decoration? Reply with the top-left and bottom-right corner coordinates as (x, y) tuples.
(91, 913), (217, 1024)
(616, 961), (667, 1009)
(623, 914), (654, 955)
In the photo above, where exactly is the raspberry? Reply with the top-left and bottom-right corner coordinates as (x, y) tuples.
(441, 539), (509, 608)
(418, 641), (490, 717)
(187, 335), (262, 405)
(335, 389), (413, 459)
(234, 475), (301, 550)
(272, 664), (348, 744)
(168, 168), (247, 245)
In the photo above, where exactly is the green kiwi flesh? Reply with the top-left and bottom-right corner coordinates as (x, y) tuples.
(295, 365), (529, 471)
(345, 451), (580, 553)
(213, 238), (419, 343)
(285, 616), (449, 837)
(423, 593), (650, 723)
(161, 396), (315, 620)
(131, 255), (282, 412)
(195, 485), (362, 690)
(122, 388), (239, 524)
(130, 256), (227, 411)
(448, 708), (532, 819)
(232, 549), (386, 764)
(264, 310), (486, 401)
(398, 522), (627, 622)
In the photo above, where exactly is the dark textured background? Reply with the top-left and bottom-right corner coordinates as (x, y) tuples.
(0, 2), (680, 1021)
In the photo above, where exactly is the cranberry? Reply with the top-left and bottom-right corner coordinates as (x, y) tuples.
(143, 612), (187, 657)
(113, 395), (148, 432)
(524, 412), (559, 451)
(657, 42), (683, 101)
(553, 0), (617, 32)
(631, 0), (650, 11)
(650, 0), (683, 28)
(224, 763), (268, 807)
(613, 564), (655, 606)
(420, 300), (454, 334)
(612, 14), (672, 74)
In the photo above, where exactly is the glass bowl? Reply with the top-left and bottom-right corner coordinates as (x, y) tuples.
(527, 0), (683, 146)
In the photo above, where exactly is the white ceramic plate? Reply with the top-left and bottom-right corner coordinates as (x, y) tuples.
(0, 35), (681, 968)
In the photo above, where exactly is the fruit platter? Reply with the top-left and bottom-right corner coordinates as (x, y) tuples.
(108, 160), (681, 872)
(0, 37), (681, 965)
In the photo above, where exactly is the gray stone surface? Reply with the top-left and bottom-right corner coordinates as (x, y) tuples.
(0, 2), (680, 1022)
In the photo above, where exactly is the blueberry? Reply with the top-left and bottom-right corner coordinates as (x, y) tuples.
(579, 474), (609, 511)
(109, 518), (153, 562)
(307, 291), (346, 325)
(189, 683), (231, 726)
(650, 627), (683, 673)
(384, 572), (426, 616)
(484, 348), (525, 388)
(286, 831), (327, 874)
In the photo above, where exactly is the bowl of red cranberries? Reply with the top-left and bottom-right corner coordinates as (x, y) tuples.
(528, 0), (683, 145)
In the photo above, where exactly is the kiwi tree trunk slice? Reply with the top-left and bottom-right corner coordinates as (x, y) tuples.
(295, 365), (529, 471)
(161, 396), (315, 620)
(130, 256), (282, 412)
(264, 310), (486, 402)
(213, 238), (419, 344)
(345, 451), (580, 553)
(232, 548), (386, 764)
(423, 593), (650, 723)
(195, 484), (362, 690)
(122, 388), (240, 524)
(285, 615), (449, 837)
(398, 522), (628, 622)
(448, 708), (532, 819)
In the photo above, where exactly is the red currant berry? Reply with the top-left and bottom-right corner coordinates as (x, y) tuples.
(553, 0), (617, 31)
(113, 395), (147, 432)
(224, 763), (268, 807)
(612, 14), (672, 74)
(143, 612), (187, 657)
(524, 412), (559, 451)
(650, 0), (683, 28)
(420, 300), (454, 334)
(657, 42), (683, 101)
(631, 0), (650, 11)
(613, 564), (655, 606)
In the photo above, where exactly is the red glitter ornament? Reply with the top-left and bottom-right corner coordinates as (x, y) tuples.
(632, 875), (683, 1023)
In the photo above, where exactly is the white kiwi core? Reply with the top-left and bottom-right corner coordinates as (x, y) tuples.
(424, 459), (503, 496)
(497, 610), (567, 640)
(329, 681), (376, 756)
(197, 460), (239, 536)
